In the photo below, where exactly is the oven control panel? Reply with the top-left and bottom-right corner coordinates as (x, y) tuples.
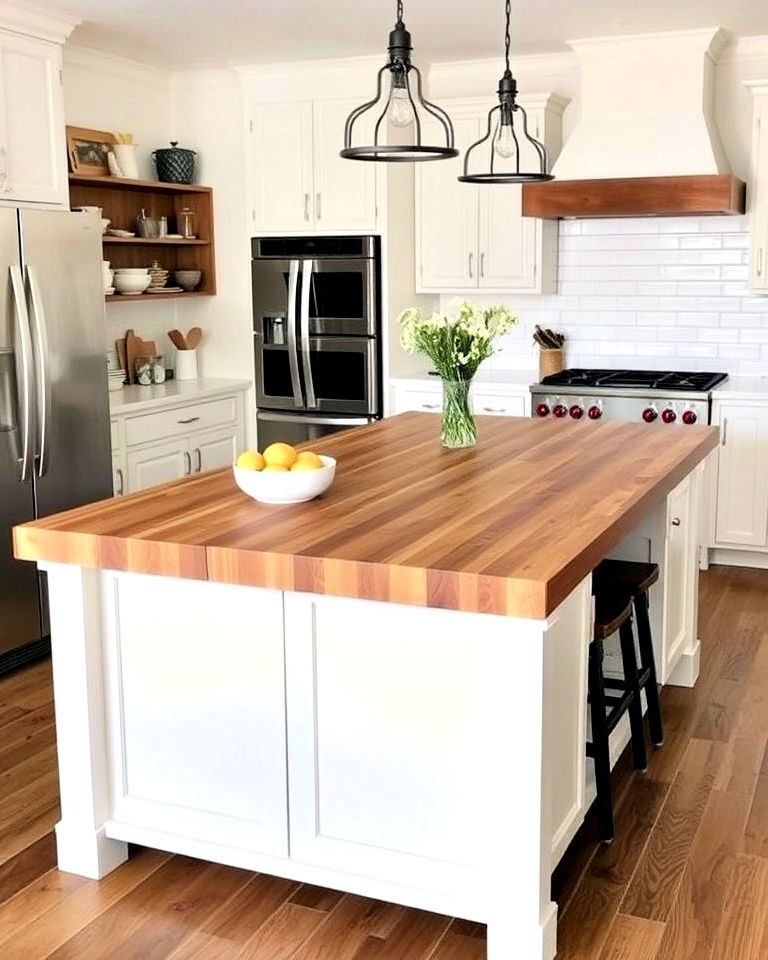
(532, 395), (708, 425)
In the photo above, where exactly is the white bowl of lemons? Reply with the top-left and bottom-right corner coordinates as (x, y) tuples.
(233, 443), (336, 504)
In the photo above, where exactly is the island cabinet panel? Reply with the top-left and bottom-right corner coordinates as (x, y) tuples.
(101, 573), (289, 857)
(712, 401), (768, 548)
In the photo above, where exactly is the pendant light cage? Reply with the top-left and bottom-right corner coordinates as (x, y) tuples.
(458, 0), (554, 183)
(340, 0), (458, 162)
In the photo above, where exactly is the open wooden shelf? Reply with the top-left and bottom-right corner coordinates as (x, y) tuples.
(102, 237), (209, 246)
(68, 173), (216, 301)
(106, 292), (208, 303)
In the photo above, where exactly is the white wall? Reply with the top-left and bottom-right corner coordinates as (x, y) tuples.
(63, 46), (179, 362)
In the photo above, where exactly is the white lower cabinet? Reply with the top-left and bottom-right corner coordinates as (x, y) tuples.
(111, 390), (246, 496)
(711, 401), (768, 549)
(663, 474), (695, 676)
(391, 378), (529, 418)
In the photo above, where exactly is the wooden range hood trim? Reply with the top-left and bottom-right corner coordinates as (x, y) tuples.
(522, 174), (746, 219)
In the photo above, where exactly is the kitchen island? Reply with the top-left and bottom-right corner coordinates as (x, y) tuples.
(14, 413), (717, 960)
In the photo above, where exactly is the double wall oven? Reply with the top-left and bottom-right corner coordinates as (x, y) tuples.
(252, 236), (381, 446)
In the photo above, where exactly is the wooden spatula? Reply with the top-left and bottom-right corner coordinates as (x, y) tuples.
(185, 327), (203, 350)
(168, 329), (187, 351)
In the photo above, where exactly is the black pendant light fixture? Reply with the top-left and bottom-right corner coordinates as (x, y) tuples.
(458, 0), (554, 184)
(340, 0), (458, 163)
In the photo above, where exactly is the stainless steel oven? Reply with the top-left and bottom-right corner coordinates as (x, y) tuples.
(252, 236), (381, 443)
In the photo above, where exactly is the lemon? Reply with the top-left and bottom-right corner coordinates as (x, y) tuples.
(263, 442), (298, 469)
(293, 451), (324, 470)
(263, 464), (289, 472)
(236, 450), (265, 471)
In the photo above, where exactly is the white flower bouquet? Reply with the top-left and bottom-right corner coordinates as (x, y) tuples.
(398, 301), (518, 447)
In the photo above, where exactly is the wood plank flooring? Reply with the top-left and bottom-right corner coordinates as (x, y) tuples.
(0, 565), (765, 959)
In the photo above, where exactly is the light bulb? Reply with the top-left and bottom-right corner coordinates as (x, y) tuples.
(388, 82), (414, 128)
(495, 121), (516, 159)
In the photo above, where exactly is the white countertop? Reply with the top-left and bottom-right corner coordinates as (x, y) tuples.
(109, 378), (251, 416)
(392, 369), (536, 392)
(711, 376), (768, 401)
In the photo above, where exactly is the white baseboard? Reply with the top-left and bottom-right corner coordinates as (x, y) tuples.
(666, 640), (701, 688)
(55, 822), (128, 879)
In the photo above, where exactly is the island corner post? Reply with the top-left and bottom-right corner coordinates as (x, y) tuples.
(13, 414), (718, 960)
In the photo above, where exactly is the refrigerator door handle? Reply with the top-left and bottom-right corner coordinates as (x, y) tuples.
(285, 259), (304, 407)
(9, 265), (34, 482)
(24, 265), (52, 479)
(299, 259), (317, 409)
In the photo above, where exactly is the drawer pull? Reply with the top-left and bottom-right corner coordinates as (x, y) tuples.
(115, 467), (124, 496)
(482, 406), (506, 414)
(195, 448), (202, 472)
(177, 416), (200, 425)
(420, 403), (440, 411)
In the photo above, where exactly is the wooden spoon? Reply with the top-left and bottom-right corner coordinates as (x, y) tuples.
(167, 329), (187, 351)
(185, 327), (203, 350)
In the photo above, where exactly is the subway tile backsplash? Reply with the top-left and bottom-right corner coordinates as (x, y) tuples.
(440, 216), (768, 376)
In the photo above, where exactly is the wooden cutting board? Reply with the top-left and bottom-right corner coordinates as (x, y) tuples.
(125, 329), (139, 384)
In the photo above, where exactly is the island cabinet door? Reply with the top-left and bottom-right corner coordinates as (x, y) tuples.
(101, 573), (289, 857)
(662, 474), (696, 680)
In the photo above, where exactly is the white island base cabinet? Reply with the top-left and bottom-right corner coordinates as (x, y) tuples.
(44, 562), (593, 960)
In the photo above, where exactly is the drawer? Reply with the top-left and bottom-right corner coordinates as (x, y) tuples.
(394, 389), (442, 414)
(110, 419), (119, 450)
(472, 393), (527, 418)
(125, 397), (237, 448)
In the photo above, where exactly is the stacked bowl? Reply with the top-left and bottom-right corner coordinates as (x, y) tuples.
(114, 268), (151, 296)
(107, 368), (126, 392)
(147, 261), (170, 292)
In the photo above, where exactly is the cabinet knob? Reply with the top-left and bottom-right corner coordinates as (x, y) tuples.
(671, 517), (681, 527)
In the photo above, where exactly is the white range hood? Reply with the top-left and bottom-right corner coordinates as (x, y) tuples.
(523, 28), (746, 219)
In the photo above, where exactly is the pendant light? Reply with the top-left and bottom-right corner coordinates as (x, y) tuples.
(458, 0), (554, 183)
(340, 0), (458, 163)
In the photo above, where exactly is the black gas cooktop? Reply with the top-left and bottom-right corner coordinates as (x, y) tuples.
(540, 368), (728, 392)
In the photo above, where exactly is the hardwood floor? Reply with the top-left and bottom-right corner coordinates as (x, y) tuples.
(0, 565), (765, 959)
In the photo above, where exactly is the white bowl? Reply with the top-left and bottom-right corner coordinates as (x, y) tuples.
(114, 267), (149, 275)
(114, 273), (152, 294)
(233, 455), (336, 505)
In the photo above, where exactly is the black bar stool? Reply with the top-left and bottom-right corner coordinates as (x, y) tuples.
(593, 560), (664, 747)
(587, 590), (647, 844)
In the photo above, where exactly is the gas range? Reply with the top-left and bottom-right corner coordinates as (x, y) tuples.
(529, 368), (728, 426)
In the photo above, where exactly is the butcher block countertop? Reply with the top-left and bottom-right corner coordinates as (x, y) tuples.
(13, 414), (718, 619)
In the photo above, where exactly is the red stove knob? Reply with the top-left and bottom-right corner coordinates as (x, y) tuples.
(569, 404), (584, 420)
(661, 408), (677, 424)
(552, 404), (567, 418)
(535, 402), (550, 417)
(642, 407), (658, 423)
(587, 405), (602, 420)
(682, 410), (698, 425)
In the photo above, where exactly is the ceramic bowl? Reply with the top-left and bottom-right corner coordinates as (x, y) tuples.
(114, 273), (152, 294)
(101, 218), (111, 234)
(174, 269), (202, 291)
(233, 456), (336, 505)
(114, 267), (149, 275)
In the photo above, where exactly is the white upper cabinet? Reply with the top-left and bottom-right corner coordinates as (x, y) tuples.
(416, 94), (565, 295)
(712, 400), (768, 548)
(0, 32), (67, 207)
(416, 114), (479, 289)
(252, 101), (314, 233)
(747, 82), (768, 294)
(251, 98), (377, 234)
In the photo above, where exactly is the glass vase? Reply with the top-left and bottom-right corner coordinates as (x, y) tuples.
(441, 377), (476, 449)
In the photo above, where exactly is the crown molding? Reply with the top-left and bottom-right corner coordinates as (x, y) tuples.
(232, 54), (381, 83)
(428, 50), (577, 85)
(567, 27), (727, 61)
(0, 0), (79, 44)
(64, 44), (171, 85)
(171, 66), (240, 91)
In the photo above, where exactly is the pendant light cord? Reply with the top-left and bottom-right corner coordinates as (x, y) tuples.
(396, 0), (404, 26)
(504, 0), (511, 74)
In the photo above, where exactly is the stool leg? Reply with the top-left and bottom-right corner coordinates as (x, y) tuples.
(635, 594), (664, 747)
(588, 639), (615, 844)
(619, 619), (648, 773)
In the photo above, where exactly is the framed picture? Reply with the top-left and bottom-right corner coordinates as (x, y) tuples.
(66, 127), (115, 175)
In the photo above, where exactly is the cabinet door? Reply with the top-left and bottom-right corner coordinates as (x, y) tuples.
(416, 115), (480, 290)
(126, 438), (190, 492)
(103, 573), (288, 856)
(472, 391), (526, 417)
(663, 477), (693, 675)
(749, 93), (768, 293)
(192, 426), (238, 474)
(392, 387), (442, 415)
(252, 101), (314, 232)
(313, 99), (376, 231)
(714, 403), (768, 547)
(0, 35), (66, 205)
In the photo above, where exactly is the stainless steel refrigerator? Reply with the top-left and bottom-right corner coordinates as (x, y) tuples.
(0, 207), (111, 675)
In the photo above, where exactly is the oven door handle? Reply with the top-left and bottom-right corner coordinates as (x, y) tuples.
(300, 258), (317, 409)
(257, 412), (374, 426)
(285, 259), (304, 407)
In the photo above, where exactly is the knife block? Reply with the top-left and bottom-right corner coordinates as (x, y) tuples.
(539, 348), (564, 380)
